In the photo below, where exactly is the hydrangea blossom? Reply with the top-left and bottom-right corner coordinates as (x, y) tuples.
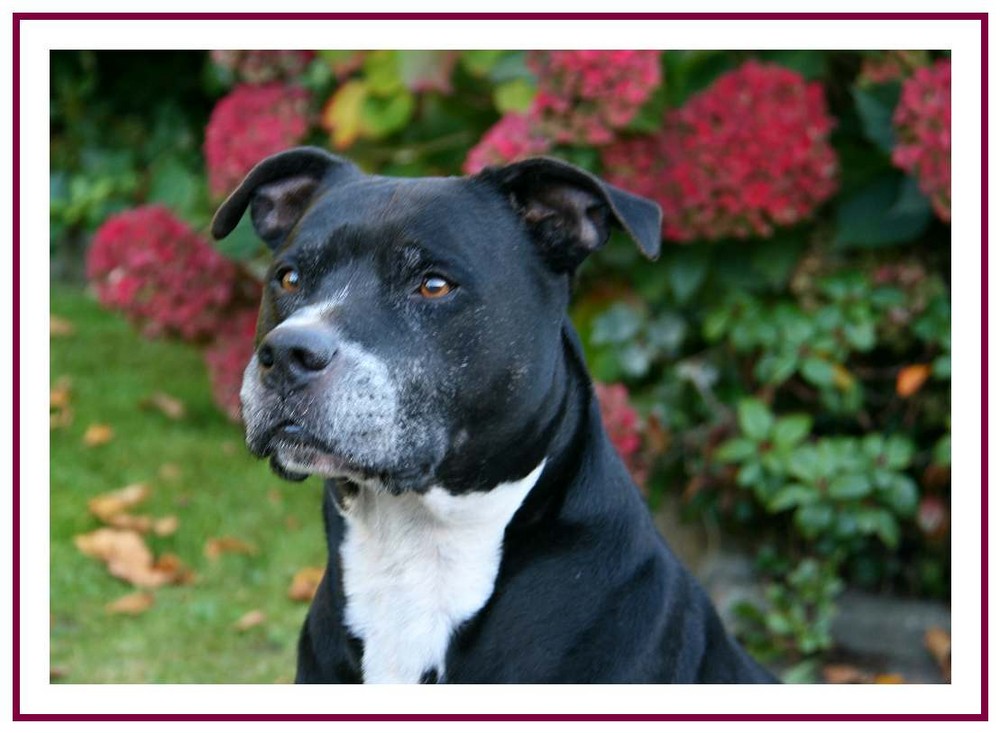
(462, 112), (552, 174)
(602, 60), (839, 242)
(204, 83), (311, 197)
(203, 307), (259, 422)
(892, 59), (951, 222)
(527, 50), (661, 145)
(594, 381), (648, 486)
(86, 206), (240, 342)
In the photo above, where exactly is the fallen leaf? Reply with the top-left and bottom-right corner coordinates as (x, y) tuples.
(267, 488), (282, 504)
(925, 626), (951, 682)
(822, 664), (868, 684)
(158, 463), (182, 481)
(74, 528), (173, 587)
(153, 553), (196, 585)
(50, 376), (73, 409)
(50, 376), (74, 429)
(897, 363), (932, 398)
(82, 423), (114, 447)
(204, 536), (257, 560)
(50, 315), (75, 337)
(234, 609), (266, 632)
(220, 441), (238, 456)
(873, 673), (905, 684)
(105, 513), (154, 533)
(106, 591), (155, 615)
(141, 392), (186, 420)
(283, 515), (301, 531)
(50, 665), (69, 680)
(288, 566), (325, 602)
(153, 515), (179, 537)
(87, 483), (151, 522)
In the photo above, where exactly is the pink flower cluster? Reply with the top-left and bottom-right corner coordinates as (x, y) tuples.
(594, 381), (648, 487)
(87, 206), (241, 342)
(204, 307), (259, 421)
(892, 59), (951, 222)
(463, 50), (661, 173)
(210, 50), (315, 84)
(527, 50), (662, 146)
(204, 83), (311, 197)
(463, 113), (552, 174)
(602, 60), (839, 242)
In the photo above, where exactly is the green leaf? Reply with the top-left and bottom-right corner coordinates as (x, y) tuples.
(884, 435), (915, 470)
(322, 80), (368, 149)
(882, 474), (919, 516)
(788, 445), (819, 483)
(933, 434), (951, 467)
(148, 157), (203, 220)
(773, 415), (813, 449)
(702, 307), (731, 342)
(737, 461), (763, 488)
(646, 313), (687, 356)
(715, 437), (758, 463)
(397, 51), (455, 92)
(856, 507), (901, 548)
(360, 90), (416, 139)
(828, 474), (871, 501)
(619, 343), (653, 378)
(737, 398), (774, 442)
(801, 357), (836, 388)
(363, 50), (404, 95)
(756, 50), (826, 79)
(487, 51), (533, 83)
(835, 173), (932, 249)
(459, 50), (507, 77)
(492, 78), (537, 113)
(852, 82), (901, 154)
(665, 245), (710, 304)
(768, 483), (819, 512)
(755, 352), (799, 385)
(794, 503), (834, 538)
(750, 232), (805, 289)
(590, 303), (644, 345)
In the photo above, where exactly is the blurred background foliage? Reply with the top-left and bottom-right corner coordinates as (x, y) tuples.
(51, 49), (951, 669)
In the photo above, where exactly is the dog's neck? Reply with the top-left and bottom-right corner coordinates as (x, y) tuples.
(336, 461), (547, 684)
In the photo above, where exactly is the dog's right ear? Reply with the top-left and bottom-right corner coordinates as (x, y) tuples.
(211, 147), (358, 249)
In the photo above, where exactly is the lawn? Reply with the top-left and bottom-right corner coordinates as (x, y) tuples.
(50, 288), (327, 683)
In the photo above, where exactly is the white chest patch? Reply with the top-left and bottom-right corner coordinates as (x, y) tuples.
(339, 461), (546, 684)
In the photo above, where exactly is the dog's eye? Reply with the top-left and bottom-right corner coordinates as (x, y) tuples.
(276, 267), (301, 293)
(418, 275), (455, 299)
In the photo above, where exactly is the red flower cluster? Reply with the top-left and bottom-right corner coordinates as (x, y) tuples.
(463, 51), (660, 172)
(87, 206), (240, 342)
(204, 83), (311, 197)
(594, 381), (648, 486)
(204, 307), (259, 422)
(210, 50), (315, 84)
(602, 60), (838, 242)
(892, 59), (951, 222)
(527, 51), (661, 146)
(462, 112), (552, 174)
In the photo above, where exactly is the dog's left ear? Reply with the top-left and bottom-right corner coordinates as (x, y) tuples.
(482, 157), (662, 272)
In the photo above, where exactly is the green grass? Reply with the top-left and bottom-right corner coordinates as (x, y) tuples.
(50, 288), (327, 683)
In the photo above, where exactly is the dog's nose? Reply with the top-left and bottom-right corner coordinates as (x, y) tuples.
(257, 325), (337, 389)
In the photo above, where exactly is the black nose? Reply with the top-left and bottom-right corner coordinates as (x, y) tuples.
(257, 325), (337, 389)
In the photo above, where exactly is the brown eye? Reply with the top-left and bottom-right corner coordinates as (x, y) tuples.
(419, 275), (454, 299)
(278, 268), (300, 293)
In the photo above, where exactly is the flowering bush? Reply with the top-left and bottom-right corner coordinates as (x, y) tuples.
(86, 206), (240, 341)
(204, 83), (311, 197)
(210, 50), (315, 84)
(204, 307), (259, 421)
(892, 59), (951, 221)
(527, 50), (661, 146)
(603, 60), (838, 241)
(594, 381), (650, 487)
(463, 112), (552, 174)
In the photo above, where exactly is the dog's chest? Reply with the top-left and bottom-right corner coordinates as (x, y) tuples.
(338, 462), (545, 683)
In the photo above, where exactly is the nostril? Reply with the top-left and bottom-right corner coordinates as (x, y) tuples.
(292, 345), (336, 372)
(258, 343), (276, 369)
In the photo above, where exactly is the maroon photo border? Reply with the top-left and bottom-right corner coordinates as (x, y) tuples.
(16, 11), (987, 722)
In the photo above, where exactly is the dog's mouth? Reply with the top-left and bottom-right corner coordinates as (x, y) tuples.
(258, 422), (364, 483)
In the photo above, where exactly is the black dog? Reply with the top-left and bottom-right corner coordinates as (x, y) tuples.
(212, 147), (776, 684)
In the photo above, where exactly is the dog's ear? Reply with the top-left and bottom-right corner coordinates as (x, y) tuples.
(481, 157), (662, 272)
(211, 146), (359, 249)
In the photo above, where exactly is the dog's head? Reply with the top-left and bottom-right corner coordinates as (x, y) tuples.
(212, 147), (661, 494)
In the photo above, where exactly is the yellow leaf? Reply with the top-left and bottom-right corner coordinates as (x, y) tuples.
(74, 528), (173, 588)
(897, 363), (932, 398)
(106, 591), (155, 616)
(204, 536), (257, 560)
(234, 609), (266, 632)
(88, 483), (151, 523)
(322, 80), (369, 150)
(82, 423), (114, 447)
(288, 566), (325, 603)
(50, 315), (75, 337)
